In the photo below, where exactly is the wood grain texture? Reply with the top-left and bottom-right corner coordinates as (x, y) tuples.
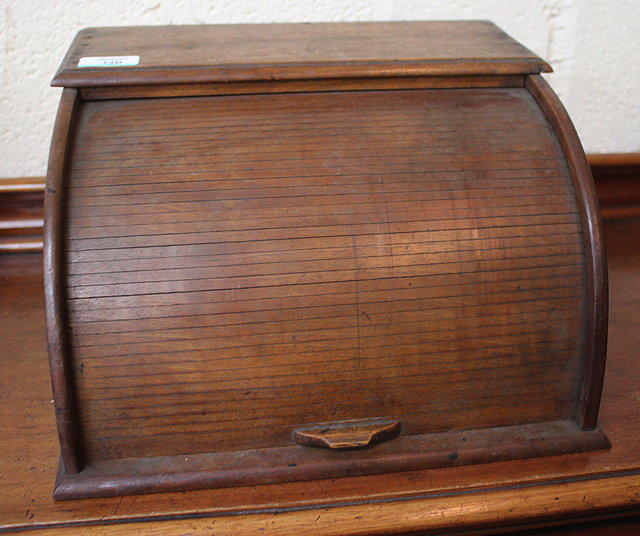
(0, 177), (45, 252)
(66, 89), (586, 460)
(43, 21), (606, 498)
(52, 21), (551, 88)
(52, 421), (609, 500)
(44, 88), (83, 473)
(0, 176), (46, 192)
(293, 419), (402, 449)
(43, 82), (608, 495)
(526, 75), (608, 430)
(591, 153), (640, 219)
(8, 475), (640, 536)
(78, 74), (526, 100)
(0, 151), (632, 255)
(0, 216), (639, 531)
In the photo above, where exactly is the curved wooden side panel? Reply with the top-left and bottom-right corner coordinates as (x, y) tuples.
(44, 88), (83, 473)
(526, 75), (608, 430)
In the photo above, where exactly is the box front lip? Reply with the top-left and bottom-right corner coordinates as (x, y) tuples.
(53, 421), (610, 500)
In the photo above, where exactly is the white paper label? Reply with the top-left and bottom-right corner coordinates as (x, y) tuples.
(77, 56), (140, 68)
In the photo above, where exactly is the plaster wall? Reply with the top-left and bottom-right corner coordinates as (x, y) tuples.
(0, 0), (638, 177)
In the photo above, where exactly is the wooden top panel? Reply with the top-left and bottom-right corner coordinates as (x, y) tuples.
(52, 21), (551, 87)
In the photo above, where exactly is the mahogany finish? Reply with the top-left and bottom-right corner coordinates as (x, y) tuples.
(0, 216), (638, 534)
(526, 74), (608, 430)
(0, 177), (45, 252)
(45, 89), (83, 474)
(1, 154), (634, 256)
(44, 22), (608, 499)
(591, 154), (640, 219)
(52, 21), (550, 87)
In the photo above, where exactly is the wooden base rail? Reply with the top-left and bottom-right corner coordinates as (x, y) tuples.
(0, 154), (637, 254)
(0, 176), (46, 253)
(590, 153), (640, 219)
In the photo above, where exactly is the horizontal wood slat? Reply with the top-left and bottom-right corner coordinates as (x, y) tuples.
(0, 155), (640, 255)
(1, 160), (633, 255)
(52, 87), (591, 463)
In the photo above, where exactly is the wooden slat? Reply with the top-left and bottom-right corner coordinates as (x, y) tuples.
(58, 87), (589, 463)
(78, 74), (526, 100)
(0, 152), (629, 256)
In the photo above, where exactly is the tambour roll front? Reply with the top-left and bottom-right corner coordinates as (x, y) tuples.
(45, 21), (609, 499)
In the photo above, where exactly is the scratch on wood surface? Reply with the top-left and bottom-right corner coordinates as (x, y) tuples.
(113, 496), (124, 516)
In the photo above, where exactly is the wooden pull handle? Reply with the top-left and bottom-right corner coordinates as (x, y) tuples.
(293, 419), (401, 449)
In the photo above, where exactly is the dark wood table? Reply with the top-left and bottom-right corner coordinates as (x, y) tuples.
(1, 217), (639, 535)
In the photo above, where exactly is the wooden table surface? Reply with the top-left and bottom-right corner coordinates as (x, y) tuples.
(1, 218), (639, 535)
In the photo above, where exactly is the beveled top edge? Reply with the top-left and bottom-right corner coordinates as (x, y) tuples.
(52, 21), (551, 87)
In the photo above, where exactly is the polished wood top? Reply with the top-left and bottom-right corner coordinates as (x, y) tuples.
(1, 216), (638, 534)
(52, 21), (551, 87)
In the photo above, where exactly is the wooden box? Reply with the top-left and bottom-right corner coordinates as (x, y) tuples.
(45, 21), (609, 500)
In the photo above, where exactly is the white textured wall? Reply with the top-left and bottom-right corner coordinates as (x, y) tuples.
(1, 0), (638, 177)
